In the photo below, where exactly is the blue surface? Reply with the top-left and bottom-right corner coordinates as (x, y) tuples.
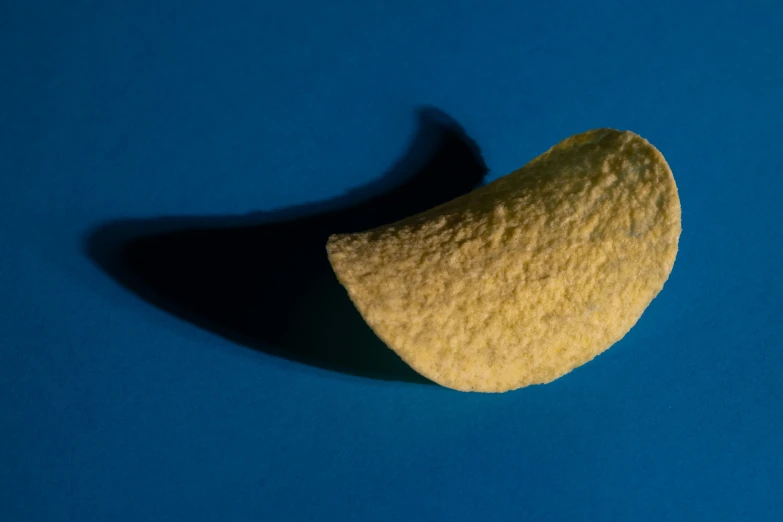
(2, 1), (782, 520)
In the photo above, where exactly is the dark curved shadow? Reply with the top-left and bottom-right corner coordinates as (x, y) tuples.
(85, 108), (488, 383)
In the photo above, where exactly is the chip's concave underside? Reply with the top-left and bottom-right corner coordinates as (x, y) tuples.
(327, 129), (681, 392)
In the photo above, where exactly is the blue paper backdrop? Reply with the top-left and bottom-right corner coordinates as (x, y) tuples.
(2, 1), (782, 520)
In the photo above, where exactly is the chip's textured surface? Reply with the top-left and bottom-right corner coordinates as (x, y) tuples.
(327, 129), (681, 392)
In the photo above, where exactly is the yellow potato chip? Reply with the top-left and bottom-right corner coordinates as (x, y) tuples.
(327, 129), (681, 392)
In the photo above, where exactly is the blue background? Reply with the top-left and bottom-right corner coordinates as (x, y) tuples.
(2, 1), (782, 520)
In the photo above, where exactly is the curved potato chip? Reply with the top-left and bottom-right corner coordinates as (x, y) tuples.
(327, 129), (681, 392)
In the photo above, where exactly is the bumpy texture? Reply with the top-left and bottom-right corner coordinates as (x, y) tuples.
(327, 129), (681, 392)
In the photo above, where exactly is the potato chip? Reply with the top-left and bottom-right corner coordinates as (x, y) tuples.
(327, 129), (681, 392)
